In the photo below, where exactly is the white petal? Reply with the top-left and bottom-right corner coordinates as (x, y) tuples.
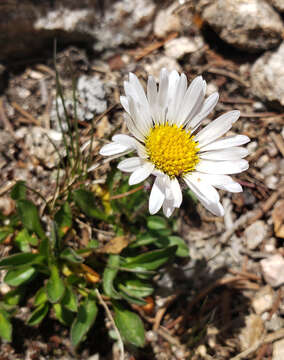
(196, 159), (249, 175)
(129, 73), (150, 112)
(167, 73), (187, 125)
(156, 68), (169, 124)
(124, 113), (146, 142)
(162, 199), (176, 218)
(184, 173), (220, 202)
(199, 147), (249, 160)
(100, 142), (129, 156)
(147, 76), (158, 113)
(200, 135), (250, 152)
(112, 134), (148, 158)
(117, 157), (143, 172)
(129, 162), (154, 185)
(177, 76), (204, 127)
(149, 176), (166, 214)
(187, 92), (219, 131)
(128, 96), (150, 137)
(193, 172), (243, 193)
(120, 96), (130, 113)
(195, 110), (240, 147)
(170, 178), (183, 208)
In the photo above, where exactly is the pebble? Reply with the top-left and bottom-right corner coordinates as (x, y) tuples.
(244, 220), (267, 250)
(260, 254), (284, 287)
(247, 141), (258, 153)
(270, 0), (284, 12)
(265, 175), (278, 190)
(252, 285), (274, 314)
(164, 36), (203, 59)
(154, 4), (181, 38)
(251, 42), (284, 106)
(145, 56), (181, 80)
(262, 161), (279, 177)
(239, 314), (264, 351)
(266, 313), (284, 332)
(202, 0), (283, 52)
(256, 154), (269, 168)
(273, 338), (284, 360)
(264, 238), (277, 253)
(267, 142), (278, 157)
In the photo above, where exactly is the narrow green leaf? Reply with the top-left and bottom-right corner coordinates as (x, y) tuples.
(118, 279), (153, 298)
(60, 248), (84, 264)
(54, 203), (72, 238)
(11, 181), (26, 200)
(27, 303), (49, 326)
(17, 200), (45, 239)
(46, 265), (65, 303)
(53, 303), (74, 326)
(0, 253), (44, 269)
(34, 287), (48, 307)
(118, 288), (147, 306)
(167, 236), (189, 257)
(71, 295), (98, 347)
(147, 216), (167, 230)
(72, 189), (108, 221)
(102, 255), (121, 299)
(4, 267), (36, 286)
(113, 301), (145, 347)
(124, 246), (177, 271)
(0, 309), (12, 341)
(14, 229), (36, 252)
(62, 286), (77, 312)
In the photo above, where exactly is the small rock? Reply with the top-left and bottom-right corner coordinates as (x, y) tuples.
(251, 42), (284, 106)
(202, 0), (284, 52)
(252, 285), (274, 314)
(145, 56), (182, 80)
(247, 141), (258, 153)
(264, 238), (277, 253)
(273, 338), (284, 360)
(262, 161), (279, 177)
(244, 220), (267, 250)
(267, 142), (278, 157)
(154, 4), (181, 38)
(260, 254), (284, 287)
(164, 36), (203, 59)
(265, 175), (278, 190)
(269, 0), (284, 12)
(272, 200), (284, 238)
(266, 313), (284, 332)
(256, 154), (269, 168)
(239, 314), (264, 351)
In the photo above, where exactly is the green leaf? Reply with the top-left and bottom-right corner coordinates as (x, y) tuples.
(46, 265), (65, 303)
(4, 267), (36, 286)
(0, 309), (12, 341)
(11, 181), (26, 200)
(61, 286), (77, 312)
(53, 303), (74, 326)
(17, 200), (45, 239)
(103, 255), (121, 299)
(118, 279), (153, 299)
(72, 189), (108, 221)
(130, 233), (157, 248)
(0, 253), (44, 269)
(147, 216), (167, 230)
(167, 236), (189, 257)
(54, 203), (72, 239)
(4, 287), (24, 306)
(0, 228), (13, 243)
(34, 287), (48, 307)
(60, 248), (84, 264)
(124, 246), (177, 271)
(14, 229), (38, 252)
(118, 289), (147, 306)
(113, 301), (145, 347)
(27, 303), (49, 326)
(71, 295), (98, 347)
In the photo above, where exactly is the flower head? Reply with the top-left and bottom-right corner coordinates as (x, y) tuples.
(100, 69), (249, 217)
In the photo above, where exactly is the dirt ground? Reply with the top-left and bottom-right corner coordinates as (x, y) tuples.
(0, 1), (284, 359)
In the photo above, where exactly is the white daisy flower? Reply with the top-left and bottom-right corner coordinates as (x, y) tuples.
(100, 69), (249, 217)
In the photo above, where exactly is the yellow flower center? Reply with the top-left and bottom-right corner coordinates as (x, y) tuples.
(145, 123), (199, 177)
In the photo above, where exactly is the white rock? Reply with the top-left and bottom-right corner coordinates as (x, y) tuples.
(262, 161), (279, 177)
(265, 175), (278, 190)
(145, 56), (182, 80)
(266, 313), (284, 332)
(260, 254), (284, 287)
(164, 36), (203, 59)
(239, 314), (264, 351)
(273, 338), (284, 360)
(244, 220), (267, 250)
(252, 285), (274, 314)
(269, 0), (284, 12)
(154, 4), (181, 38)
(202, 0), (284, 52)
(251, 42), (284, 106)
